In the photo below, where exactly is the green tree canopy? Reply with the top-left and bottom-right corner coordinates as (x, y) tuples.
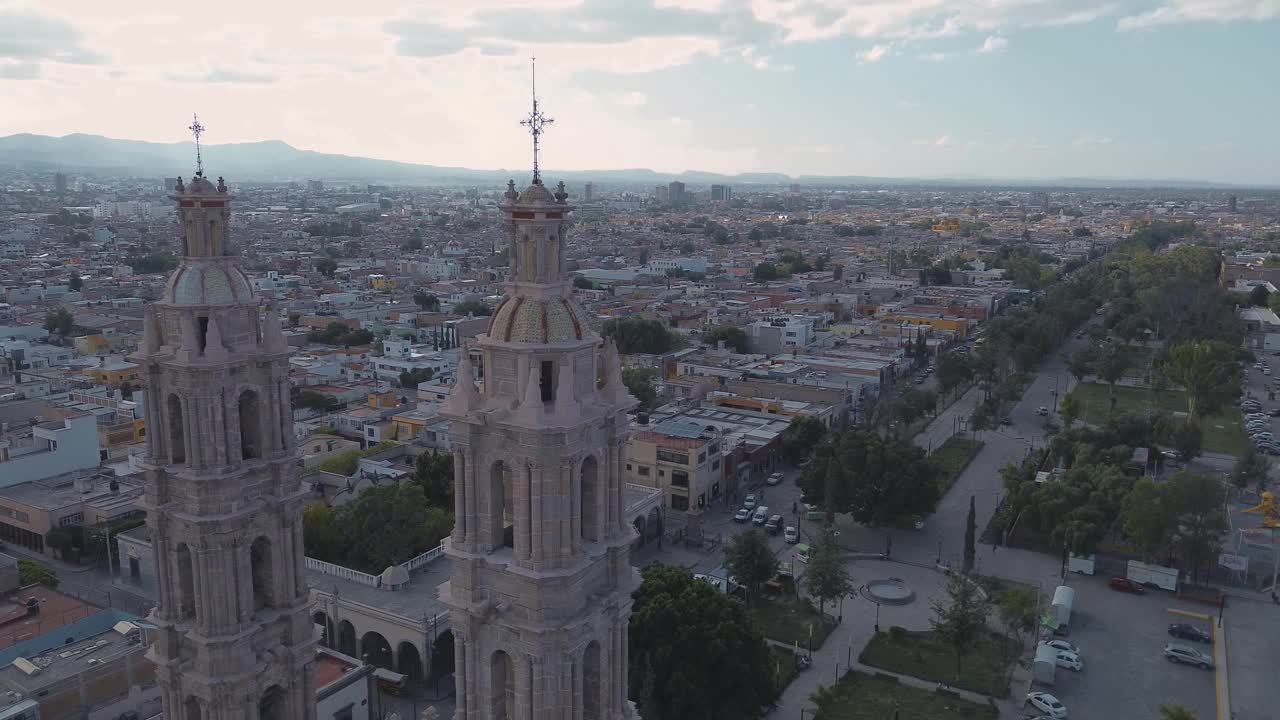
(1160, 339), (1242, 418)
(702, 325), (750, 354)
(930, 571), (991, 677)
(779, 415), (826, 464)
(44, 308), (74, 336)
(722, 529), (777, 604)
(805, 529), (852, 617)
(412, 450), (455, 509)
(800, 430), (941, 527)
(752, 262), (786, 282)
(603, 316), (682, 355)
(413, 291), (440, 311)
(314, 257), (338, 277)
(621, 367), (660, 410)
(452, 299), (492, 317)
(628, 564), (775, 719)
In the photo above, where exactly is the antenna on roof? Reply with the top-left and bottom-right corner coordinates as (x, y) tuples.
(188, 114), (206, 177)
(519, 57), (554, 185)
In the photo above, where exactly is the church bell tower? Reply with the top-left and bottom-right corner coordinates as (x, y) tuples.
(131, 117), (315, 720)
(439, 66), (641, 720)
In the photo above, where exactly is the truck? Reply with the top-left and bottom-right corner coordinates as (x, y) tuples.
(1127, 560), (1179, 591)
(1068, 553), (1096, 576)
(1049, 585), (1074, 633)
(1032, 643), (1058, 685)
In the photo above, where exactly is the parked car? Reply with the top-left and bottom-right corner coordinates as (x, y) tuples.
(766, 472), (783, 486)
(1053, 650), (1083, 672)
(1037, 406), (1049, 416)
(783, 526), (799, 544)
(1108, 576), (1146, 594)
(765, 514), (783, 534)
(733, 508), (751, 523)
(1039, 639), (1081, 655)
(1025, 691), (1068, 718)
(743, 494), (757, 510)
(752, 506), (770, 525)
(1168, 623), (1211, 643)
(1163, 643), (1214, 669)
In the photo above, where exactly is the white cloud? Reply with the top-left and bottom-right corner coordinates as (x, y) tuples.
(919, 52), (948, 62)
(654, 0), (724, 11)
(858, 44), (890, 63)
(1119, 1), (1280, 30)
(617, 91), (648, 107)
(791, 144), (842, 153)
(1073, 134), (1116, 148)
(978, 35), (1008, 53)
(668, 115), (691, 128)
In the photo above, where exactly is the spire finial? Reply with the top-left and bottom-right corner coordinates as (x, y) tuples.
(519, 56), (553, 185)
(188, 114), (206, 177)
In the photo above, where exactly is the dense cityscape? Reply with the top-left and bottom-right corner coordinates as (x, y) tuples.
(2, 3), (1280, 720)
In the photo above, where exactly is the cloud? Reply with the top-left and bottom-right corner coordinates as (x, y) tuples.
(0, 61), (40, 80)
(978, 35), (1008, 53)
(654, 0), (724, 11)
(791, 144), (842, 153)
(618, 91), (648, 107)
(1073, 134), (1116, 148)
(919, 52), (948, 62)
(198, 69), (276, 84)
(668, 115), (691, 128)
(0, 9), (102, 65)
(1118, 0), (1280, 30)
(858, 44), (891, 63)
(384, 20), (470, 57)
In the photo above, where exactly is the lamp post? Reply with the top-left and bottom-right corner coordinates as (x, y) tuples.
(874, 601), (881, 634)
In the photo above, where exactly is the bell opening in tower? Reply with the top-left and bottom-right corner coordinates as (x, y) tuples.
(197, 316), (209, 353)
(539, 360), (554, 402)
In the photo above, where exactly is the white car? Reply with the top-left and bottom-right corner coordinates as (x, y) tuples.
(743, 494), (757, 510)
(1054, 650), (1083, 672)
(765, 472), (783, 486)
(1026, 691), (1068, 718)
(1164, 643), (1214, 669)
(1039, 639), (1080, 656)
(783, 526), (799, 544)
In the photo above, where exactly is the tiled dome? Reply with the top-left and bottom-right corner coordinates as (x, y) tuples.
(516, 182), (557, 205)
(163, 262), (254, 306)
(488, 296), (595, 343)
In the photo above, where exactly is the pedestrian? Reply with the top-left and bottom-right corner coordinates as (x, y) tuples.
(792, 501), (797, 514)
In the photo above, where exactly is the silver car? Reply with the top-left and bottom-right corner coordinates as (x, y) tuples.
(1163, 643), (1213, 669)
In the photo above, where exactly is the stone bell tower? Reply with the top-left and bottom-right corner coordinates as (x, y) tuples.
(439, 65), (640, 720)
(131, 133), (315, 720)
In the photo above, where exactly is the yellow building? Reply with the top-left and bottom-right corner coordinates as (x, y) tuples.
(84, 358), (141, 386)
(879, 314), (969, 337)
(369, 274), (396, 291)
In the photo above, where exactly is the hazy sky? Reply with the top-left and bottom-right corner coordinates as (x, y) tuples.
(2, 0), (1279, 184)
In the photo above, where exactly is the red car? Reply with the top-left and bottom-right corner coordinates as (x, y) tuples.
(1109, 576), (1146, 594)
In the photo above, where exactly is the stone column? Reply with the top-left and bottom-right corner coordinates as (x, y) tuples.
(570, 458), (581, 554)
(277, 379), (292, 452)
(466, 449), (479, 546)
(211, 390), (227, 466)
(531, 460), (543, 563)
(153, 528), (175, 621)
(237, 541), (254, 623)
(180, 393), (196, 467)
(560, 461), (573, 561)
(192, 545), (210, 634)
(572, 652), (584, 720)
(453, 633), (469, 720)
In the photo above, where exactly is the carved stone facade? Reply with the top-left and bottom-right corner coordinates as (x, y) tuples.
(130, 173), (315, 720)
(440, 178), (640, 720)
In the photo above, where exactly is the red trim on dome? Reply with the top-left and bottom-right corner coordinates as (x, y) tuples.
(562, 298), (583, 339)
(503, 297), (524, 342)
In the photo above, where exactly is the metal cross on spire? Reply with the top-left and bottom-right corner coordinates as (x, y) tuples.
(519, 56), (553, 185)
(188, 114), (206, 177)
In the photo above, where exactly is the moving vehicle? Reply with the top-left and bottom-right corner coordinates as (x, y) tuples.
(752, 506), (770, 524)
(1163, 643), (1213, 669)
(1108, 576), (1146, 594)
(1039, 639), (1080, 656)
(1053, 650), (1083, 672)
(766, 472), (783, 486)
(1037, 406), (1049, 416)
(1025, 691), (1068, 718)
(733, 508), (751, 523)
(743, 494), (757, 510)
(1168, 623), (1211, 643)
(783, 526), (799, 544)
(764, 514), (783, 534)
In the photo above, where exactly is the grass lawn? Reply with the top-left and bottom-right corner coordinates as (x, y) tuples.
(768, 644), (801, 695)
(813, 671), (997, 720)
(931, 437), (985, 493)
(750, 598), (836, 649)
(1067, 382), (1246, 456)
(859, 628), (1016, 697)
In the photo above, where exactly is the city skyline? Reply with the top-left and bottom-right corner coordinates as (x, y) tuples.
(2, 1), (1279, 185)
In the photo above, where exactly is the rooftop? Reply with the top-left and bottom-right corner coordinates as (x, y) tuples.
(0, 587), (102, 655)
(0, 607), (143, 691)
(306, 558), (450, 622)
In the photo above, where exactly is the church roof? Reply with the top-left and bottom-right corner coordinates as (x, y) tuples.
(163, 261), (254, 306)
(487, 295), (595, 344)
(516, 182), (557, 205)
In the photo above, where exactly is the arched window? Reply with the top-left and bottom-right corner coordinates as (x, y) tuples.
(583, 641), (602, 720)
(259, 686), (286, 720)
(491, 462), (513, 549)
(167, 394), (186, 464)
(491, 650), (515, 720)
(581, 456), (600, 543)
(175, 543), (195, 619)
(250, 536), (274, 610)
(238, 390), (262, 460)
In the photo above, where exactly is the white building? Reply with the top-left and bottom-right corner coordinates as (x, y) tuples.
(0, 413), (101, 488)
(646, 256), (708, 275)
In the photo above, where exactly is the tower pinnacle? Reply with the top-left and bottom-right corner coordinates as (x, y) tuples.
(188, 113), (206, 177)
(519, 57), (553, 185)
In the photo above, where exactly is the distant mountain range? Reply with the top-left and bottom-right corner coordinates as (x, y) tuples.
(0, 132), (1271, 190)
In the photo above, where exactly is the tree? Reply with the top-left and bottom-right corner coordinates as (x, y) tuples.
(801, 430), (941, 527)
(621, 367), (659, 410)
(302, 503), (344, 563)
(68, 271), (83, 291)
(314, 257), (338, 278)
(804, 529), (852, 617)
(1157, 416), (1203, 462)
(1158, 703), (1197, 720)
(1121, 476), (1176, 563)
(572, 274), (594, 289)
(1058, 392), (1081, 429)
(1166, 471), (1227, 582)
(452, 299), (491, 317)
(752, 262), (785, 281)
(398, 367), (434, 388)
(603, 317), (682, 355)
(702, 325), (750, 353)
(18, 559), (58, 588)
(1094, 342), (1129, 397)
(930, 571), (991, 679)
(995, 586), (1038, 665)
(1162, 340), (1241, 418)
(722, 530), (776, 605)
(1230, 448), (1268, 490)
(1249, 284), (1270, 307)
(413, 291), (440, 311)
(936, 352), (973, 399)
(44, 308), (73, 336)
(779, 416), (826, 464)
(963, 495), (977, 574)
(412, 450), (454, 509)
(336, 483), (432, 572)
(297, 390), (340, 412)
(628, 564), (774, 719)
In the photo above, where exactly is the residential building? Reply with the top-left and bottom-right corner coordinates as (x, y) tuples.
(0, 413), (100, 489)
(625, 425), (724, 512)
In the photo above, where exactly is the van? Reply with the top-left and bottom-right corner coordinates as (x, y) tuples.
(794, 543), (812, 564)
(752, 506), (770, 525)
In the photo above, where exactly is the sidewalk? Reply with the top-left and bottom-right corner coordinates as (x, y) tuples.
(2, 541), (99, 575)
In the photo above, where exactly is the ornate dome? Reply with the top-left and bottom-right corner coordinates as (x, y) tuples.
(163, 261), (254, 306)
(487, 295), (595, 343)
(516, 182), (557, 205)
